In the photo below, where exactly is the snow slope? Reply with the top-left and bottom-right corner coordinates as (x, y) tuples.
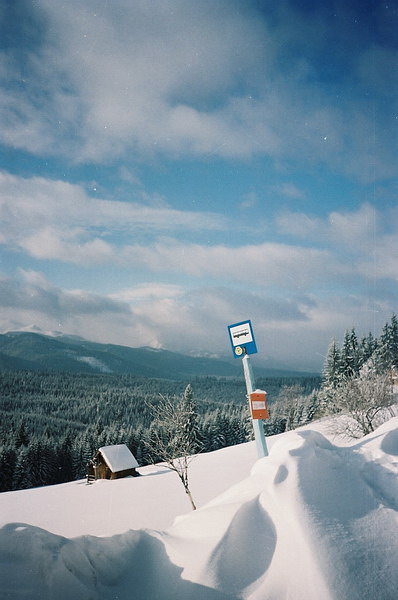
(0, 418), (397, 599)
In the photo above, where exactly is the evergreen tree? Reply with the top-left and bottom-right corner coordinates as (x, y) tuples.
(376, 314), (398, 371)
(322, 338), (342, 388)
(26, 438), (56, 487)
(341, 328), (359, 378)
(56, 435), (74, 483)
(390, 313), (398, 367)
(200, 412), (221, 452)
(358, 332), (378, 370)
(300, 391), (320, 424)
(72, 434), (94, 479)
(15, 421), (29, 448)
(180, 384), (202, 454)
(0, 445), (17, 492)
(13, 447), (30, 489)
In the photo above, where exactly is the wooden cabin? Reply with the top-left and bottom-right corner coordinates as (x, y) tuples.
(87, 444), (140, 482)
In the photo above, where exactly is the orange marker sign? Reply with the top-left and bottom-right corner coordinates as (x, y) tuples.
(249, 390), (269, 420)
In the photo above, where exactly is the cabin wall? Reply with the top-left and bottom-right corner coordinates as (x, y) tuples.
(89, 452), (139, 480)
(109, 468), (137, 479)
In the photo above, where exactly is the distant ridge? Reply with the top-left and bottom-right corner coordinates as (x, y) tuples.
(0, 331), (318, 379)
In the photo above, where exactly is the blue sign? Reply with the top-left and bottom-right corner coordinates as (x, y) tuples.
(227, 320), (258, 358)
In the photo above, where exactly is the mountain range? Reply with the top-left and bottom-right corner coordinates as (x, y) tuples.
(0, 331), (316, 379)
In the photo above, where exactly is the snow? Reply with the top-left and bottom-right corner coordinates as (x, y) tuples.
(0, 417), (397, 599)
(77, 356), (113, 373)
(98, 444), (139, 473)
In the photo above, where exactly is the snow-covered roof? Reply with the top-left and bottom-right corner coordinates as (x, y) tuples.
(98, 444), (139, 472)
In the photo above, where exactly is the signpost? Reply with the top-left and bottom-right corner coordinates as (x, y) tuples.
(227, 320), (257, 358)
(227, 320), (268, 458)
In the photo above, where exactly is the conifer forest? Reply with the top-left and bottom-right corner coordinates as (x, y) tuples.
(1, 315), (397, 493)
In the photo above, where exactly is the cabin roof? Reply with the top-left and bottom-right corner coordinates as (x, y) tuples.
(98, 444), (139, 472)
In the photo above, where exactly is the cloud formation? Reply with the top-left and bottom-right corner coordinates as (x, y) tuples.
(1, 1), (397, 370)
(0, 171), (231, 263)
(0, 269), (390, 370)
(1, 1), (396, 180)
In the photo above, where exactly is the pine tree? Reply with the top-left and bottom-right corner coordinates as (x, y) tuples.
(301, 391), (320, 424)
(72, 434), (93, 479)
(322, 338), (342, 388)
(341, 328), (359, 378)
(0, 445), (17, 492)
(377, 314), (398, 370)
(13, 447), (30, 490)
(200, 412), (222, 452)
(180, 384), (202, 454)
(15, 421), (29, 448)
(358, 332), (378, 370)
(26, 438), (56, 487)
(56, 435), (74, 483)
(390, 313), (398, 367)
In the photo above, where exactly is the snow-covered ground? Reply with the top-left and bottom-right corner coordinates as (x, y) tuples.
(0, 417), (397, 599)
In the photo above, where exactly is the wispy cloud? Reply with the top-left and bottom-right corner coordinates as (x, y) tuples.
(273, 183), (306, 200)
(2, 170), (395, 289)
(119, 241), (348, 290)
(0, 172), (231, 263)
(276, 203), (398, 283)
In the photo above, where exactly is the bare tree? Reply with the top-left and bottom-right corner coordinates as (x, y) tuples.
(324, 368), (396, 439)
(144, 385), (200, 510)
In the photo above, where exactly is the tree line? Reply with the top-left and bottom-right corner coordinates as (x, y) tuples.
(0, 370), (319, 492)
(318, 314), (398, 437)
(1, 314), (396, 493)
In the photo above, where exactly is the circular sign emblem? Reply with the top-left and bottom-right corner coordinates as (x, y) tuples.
(234, 346), (243, 356)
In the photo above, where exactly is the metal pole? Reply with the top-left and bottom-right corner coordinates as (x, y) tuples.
(242, 353), (268, 458)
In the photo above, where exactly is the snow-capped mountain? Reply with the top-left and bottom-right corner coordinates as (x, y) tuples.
(0, 330), (316, 379)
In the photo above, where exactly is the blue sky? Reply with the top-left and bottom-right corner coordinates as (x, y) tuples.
(1, 0), (397, 371)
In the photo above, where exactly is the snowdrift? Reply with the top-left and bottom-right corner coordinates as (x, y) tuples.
(0, 418), (397, 599)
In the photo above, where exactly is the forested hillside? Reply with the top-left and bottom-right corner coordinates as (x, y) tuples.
(1, 314), (397, 494)
(0, 331), (311, 379)
(0, 370), (320, 492)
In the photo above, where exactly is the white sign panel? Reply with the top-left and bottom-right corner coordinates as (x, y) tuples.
(229, 323), (253, 346)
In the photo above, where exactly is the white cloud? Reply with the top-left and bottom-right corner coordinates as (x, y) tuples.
(21, 229), (115, 265)
(2, 171), (395, 299)
(276, 212), (323, 238)
(1, 270), (394, 370)
(327, 203), (379, 249)
(6, 171), (394, 294)
(276, 203), (397, 284)
(0, 172), (355, 290)
(0, 171), (230, 264)
(1, 1), (396, 180)
(274, 183), (306, 200)
(0, 172), (227, 234)
(357, 232), (398, 282)
(121, 240), (348, 289)
(1, 0), (271, 161)
(111, 283), (184, 304)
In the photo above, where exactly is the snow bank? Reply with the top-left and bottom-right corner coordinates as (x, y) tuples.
(166, 420), (398, 599)
(0, 418), (397, 599)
